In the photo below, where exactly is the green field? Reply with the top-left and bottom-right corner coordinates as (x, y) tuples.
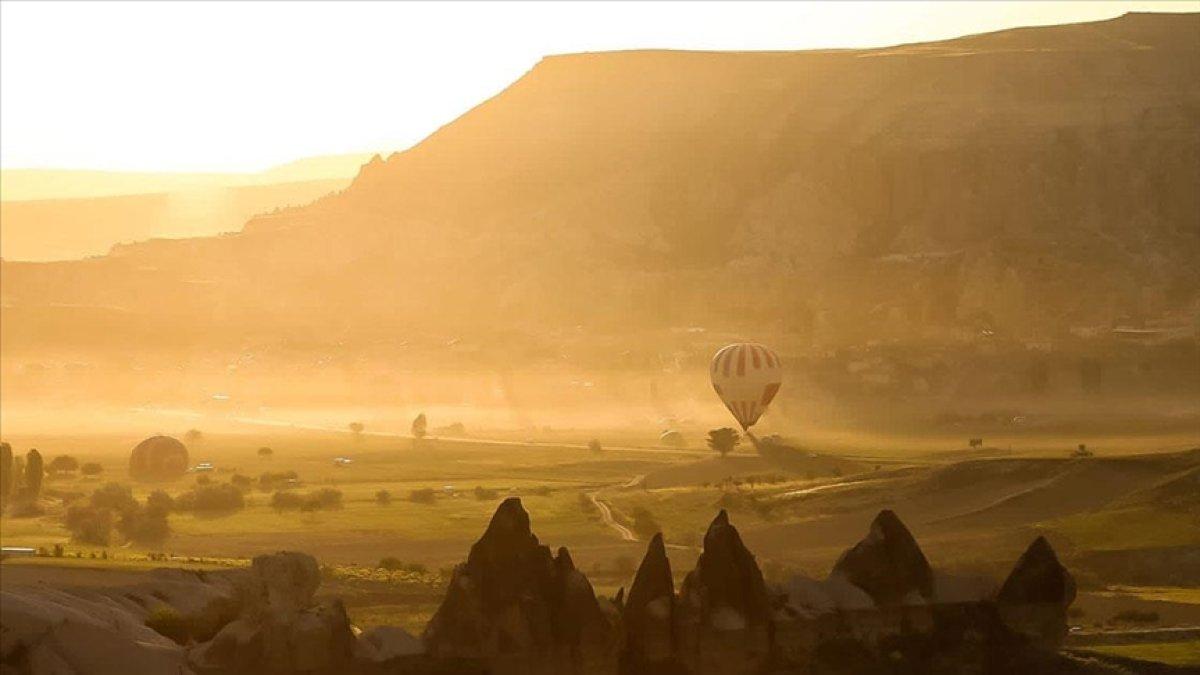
(2, 428), (1198, 645)
(1077, 641), (1200, 667)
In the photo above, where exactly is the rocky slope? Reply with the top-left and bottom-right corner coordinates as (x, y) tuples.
(2, 12), (1197, 355)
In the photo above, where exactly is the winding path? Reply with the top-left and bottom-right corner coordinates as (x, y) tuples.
(588, 493), (637, 542)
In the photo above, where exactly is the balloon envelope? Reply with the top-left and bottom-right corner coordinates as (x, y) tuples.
(710, 343), (782, 431)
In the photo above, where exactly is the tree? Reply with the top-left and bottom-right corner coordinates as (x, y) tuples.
(257, 446), (274, 460)
(80, 462), (104, 477)
(706, 428), (741, 458)
(375, 489), (392, 505)
(588, 439), (603, 454)
(630, 507), (661, 540)
(348, 422), (365, 441)
(411, 414), (427, 441)
(184, 429), (204, 445)
(47, 455), (80, 475)
(0, 442), (13, 507)
(24, 449), (44, 500)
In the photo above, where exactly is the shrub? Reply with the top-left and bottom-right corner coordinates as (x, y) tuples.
(630, 506), (661, 540)
(375, 489), (392, 505)
(146, 490), (174, 515)
(176, 483), (245, 513)
(230, 474), (253, 493)
(91, 482), (139, 513)
(80, 462), (104, 477)
(409, 488), (436, 504)
(258, 471), (299, 492)
(525, 485), (552, 497)
(588, 439), (602, 454)
(195, 474), (212, 486)
(271, 490), (304, 511)
(65, 504), (115, 545)
(47, 455), (80, 475)
(303, 488), (343, 511)
(145, 606), (190, 645)
(378, 557), (427, 573)
(271, 488), (342, 512)
(578, 492), (594, 512)
(473, 486), (499, 500)
(118, 507), (170, 544)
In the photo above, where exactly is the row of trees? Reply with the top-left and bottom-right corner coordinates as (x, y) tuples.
(1, 444), (44, 510)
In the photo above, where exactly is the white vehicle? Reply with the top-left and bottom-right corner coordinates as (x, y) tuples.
(191, 462), (215, 473)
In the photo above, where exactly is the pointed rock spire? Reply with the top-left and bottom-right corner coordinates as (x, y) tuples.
(423, 498), (617, 671)
(998, 536), (1076, 607)
(683, 510), (770, 626)
(830, 509), (933, 606)
(622, 533), (680, 671)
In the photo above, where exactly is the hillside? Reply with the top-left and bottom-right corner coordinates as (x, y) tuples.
(1, 13), (1198, 417)
(0, 154), (372, 261)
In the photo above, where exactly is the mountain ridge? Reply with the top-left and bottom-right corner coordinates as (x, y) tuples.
(2, 12), (1197, 353)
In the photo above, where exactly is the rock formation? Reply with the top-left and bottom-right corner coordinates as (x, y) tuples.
(188, 551), (356, 674)
(675, 510), (772, 675)
(422, 497), (618, 674)
(829, 509), (934, 605)
(129, 435), (189, 481)
(1, 504), (1098, 674)
(996, 536), (1077, 649)
(620, 533), (682, 674)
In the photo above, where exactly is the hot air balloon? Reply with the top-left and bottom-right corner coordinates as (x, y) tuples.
(710, 343), (781, 431)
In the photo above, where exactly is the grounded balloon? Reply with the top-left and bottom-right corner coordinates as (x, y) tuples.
(710, 343), (782, 431)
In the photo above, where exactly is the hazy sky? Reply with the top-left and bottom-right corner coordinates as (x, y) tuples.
(1, 1), (1195, 173)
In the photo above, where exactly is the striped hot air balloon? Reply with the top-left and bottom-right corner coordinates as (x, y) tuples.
(710, 343), (782, 431)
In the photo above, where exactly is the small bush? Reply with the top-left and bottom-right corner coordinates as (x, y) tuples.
(578, 492), (593, 512)
(378, 557), (427, 573)
(118, 507), (170, 544)
(80, 462), (104, 477)
(271, 490), (304, 511)
(230, 474), (253, 493)
(258, 471), (299, 492)
(176, 483), (245, 513)
(409, 488), (436, 504)
(65, 504), (115, 545)
(145, 606), (190, 645)
(90, 482), (138, 513)
(146, 490), (174, 515)
(375, 489), (392, 505)
(272, 488), (342, 512)
(588, 439), (602, 454)
(630, 507), (661, 540)
(473, 486), (499, 500)
(525, 485), (552, 497)
(47, 455), (80, 475)
(303, 488), (343, 511)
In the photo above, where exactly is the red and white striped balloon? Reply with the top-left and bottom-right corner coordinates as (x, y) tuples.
(710, 343), (782, 431)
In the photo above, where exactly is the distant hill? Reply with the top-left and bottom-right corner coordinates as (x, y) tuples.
(1, 13), (1197, 360)
(0, 154), (373, 261)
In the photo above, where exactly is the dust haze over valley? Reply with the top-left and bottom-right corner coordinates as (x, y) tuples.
(1, 7), (1199, 674)
(3, 12), (1198, 444)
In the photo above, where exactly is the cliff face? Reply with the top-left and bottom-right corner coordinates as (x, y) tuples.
(2, 13), (1197, 352)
